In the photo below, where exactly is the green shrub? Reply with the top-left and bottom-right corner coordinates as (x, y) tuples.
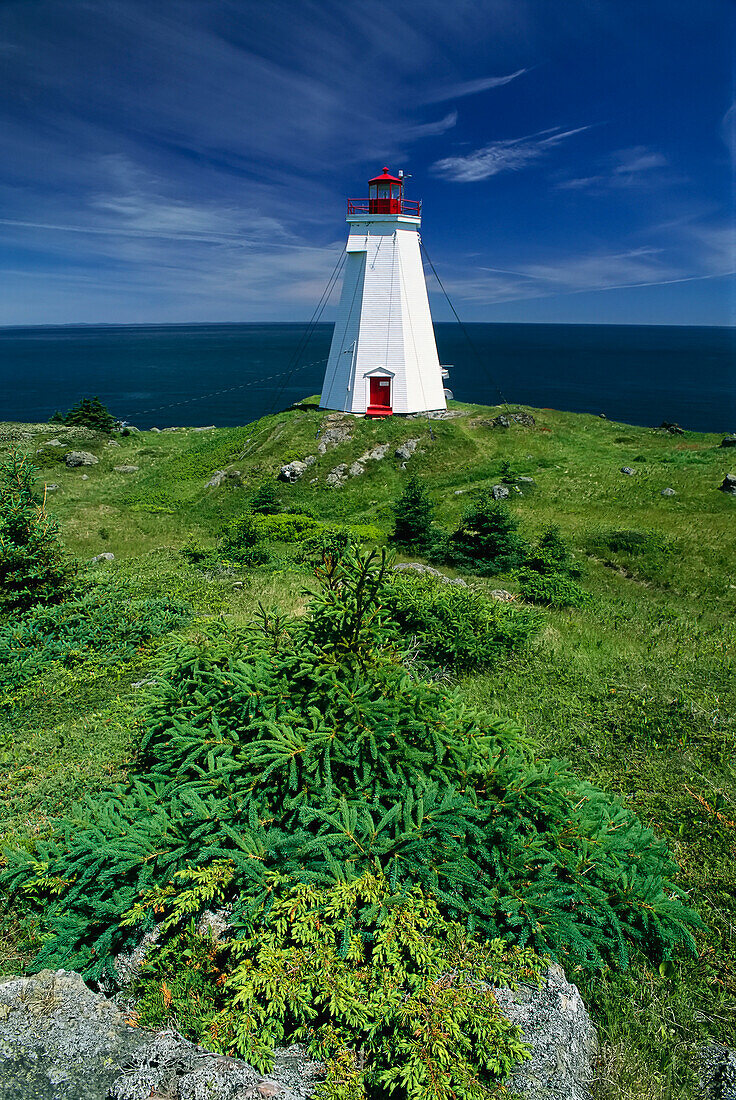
(0, 587), (192, 690)
(130, 870), (539, 1100)
(524, 525), (581, 578)
(0, 451), (76, 612)
(3, 550), (700, 992)
(56, 396), (117, 433)
(251, 512), (322, 542)
(587, 529), (673, 556)
(217, 513), (269, 565)
(446, 495), (528, 575)
(250, 482), (280, 514)
(391, 476), (434, 550)
(516, 570), (591, 608)
(384, 573), (539, 671)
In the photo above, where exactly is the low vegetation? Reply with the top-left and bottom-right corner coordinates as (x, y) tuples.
(0, 400), (733, 1100)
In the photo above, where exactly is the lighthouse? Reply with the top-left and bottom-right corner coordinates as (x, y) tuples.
(319, 168), (447, 417)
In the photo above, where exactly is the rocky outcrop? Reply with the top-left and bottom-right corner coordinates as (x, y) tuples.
(720, 436), (736, 448)
(0, 970), (322, 1100)
(661, 487), (676, 497)
(392, 563), (467, 587)
(113, 465), (139, 474)
(487, 413), (536, 429)
(65, 451), (98, 467)
(699, 1041), (736, 1100)
(620, 466), (636, 476)
(90, 553), (115, 563)
(395, 438), (420, 461)
(494, 964), (597, 1100)
(316, 416), (354, 455)
(325, 463), (348, 488)
(206, 470), (242, 488)
(659, 421), (684, 435)
(719, 474), (736, 495)
(491, 484), (511, 500)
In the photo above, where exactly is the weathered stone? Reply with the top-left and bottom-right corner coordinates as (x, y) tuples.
(113, 465), (139, 473)
(494, 964), (597, 1100)
(490, 590), (516, 602)
(81, 474), (89, 481)
(719, 473), (736, 495)
(661, 487), (676, 497)
(316, 419), (354, 454)
(43, 439), (63, 447)
(150, 427), (161, 433)
(395, 438), (420, 460)
(517, 476), (536, 486)
(659, 421), (684, 434)
(192, 426), (216, 432)
(279, 461), (308, 484)
(64, 451), (98, 467)
(349, 462), (365, 477)
(699, 1041), (736, 1100)
(392, 563), (467, 586)
(356, 443), (390, 463)
(90, 552), (115, 563)
(45, 484), (58, 492)
(326, 463), (348, 488)
(0, 970), (322, 1100)
(620, 466), (636, 476)
(491, 484), (511, 500)
(196, 908), (233, 944)
(720, 435), (736, 448)
(107, 440), (121, 447)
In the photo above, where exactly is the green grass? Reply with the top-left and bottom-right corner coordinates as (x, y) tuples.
(0, 402), (734, 1098)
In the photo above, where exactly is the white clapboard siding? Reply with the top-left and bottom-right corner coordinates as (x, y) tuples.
(320, 213), (446, 415)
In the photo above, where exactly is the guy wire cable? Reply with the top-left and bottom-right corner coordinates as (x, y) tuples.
(420, 239), (510, 411)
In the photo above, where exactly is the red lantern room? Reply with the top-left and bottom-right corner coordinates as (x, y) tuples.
(368, 167), (403, 214)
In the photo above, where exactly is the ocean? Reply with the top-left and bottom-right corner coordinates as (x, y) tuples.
(0, 322), (733, 433)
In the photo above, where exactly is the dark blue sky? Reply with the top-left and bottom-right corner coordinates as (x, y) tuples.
(0, 0), (734, 325)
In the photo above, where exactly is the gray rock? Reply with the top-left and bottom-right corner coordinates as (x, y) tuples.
(196, 908), (233, 944)
(395, 438), (420, 461)
(326, 463), (348, 488)
(659, 421), (684, 435)
(517, 476), (536, 486)
(113, 465), (139, 474)
(0, 970), (322, 1100)
(661, 487), (676, 497)
(620, 467), (636, 476)
(454, 489), (466, 495)
(699, 1041), (736, 1100)
(316, 418), (354, 454)
(81, 474), (89, 481)
(491, 484), (511, 500)
(490, 590), (516, 602)
(150, 427), (161, 433)
(392, 563), (467, 587)
(349, 462), (365, 477)
(719, 474), (736, 495)
(721, 436), (736, 448)
(492, 415), (511, 429)
(494, 964), (597, 1100)
(43, 439), (64, 447)
(279, 461), (308, 484)
(64, 451), (98, 467)
(44, 484), (58, 492)
(192, 426), (216, 432)
(357, 443), (390, 463)
(107, 440), (120, 447)
(207, 470), (242, 488)
(303, 454), (317, 467)
(90, 552), (115, 563)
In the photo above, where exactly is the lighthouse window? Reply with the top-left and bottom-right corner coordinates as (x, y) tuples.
(377, 184), (390, 198)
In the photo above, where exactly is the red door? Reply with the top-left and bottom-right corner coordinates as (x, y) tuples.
(369, 377), (392, 411)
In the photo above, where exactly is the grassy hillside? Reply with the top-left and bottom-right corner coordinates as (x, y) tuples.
(1, 401), (734, 1099)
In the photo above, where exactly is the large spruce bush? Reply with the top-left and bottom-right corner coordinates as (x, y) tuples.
(446, 495), (528, 574)
(0, 451), (75, 612)
(2, 549), (701, 1097)
(391, 476), (434, 551)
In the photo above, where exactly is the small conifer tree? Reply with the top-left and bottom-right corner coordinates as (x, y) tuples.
(449, 494), (527, 574)
(0, 451), (75, 611)
(60, 396), (117, 433)
(250, 481), (279, 514)
(524, 524), (580, 577)
(391, 476), (433, 550)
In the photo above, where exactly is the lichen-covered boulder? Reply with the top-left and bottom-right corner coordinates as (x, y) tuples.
(0, 971), (322, 1100)
(64, 451), (98, 467)
(494, 964), (597, 1100)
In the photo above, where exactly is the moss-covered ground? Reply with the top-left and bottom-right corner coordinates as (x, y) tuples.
(0, 401), (734, 1099)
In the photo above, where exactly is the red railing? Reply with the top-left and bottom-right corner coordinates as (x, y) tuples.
(347, 198), (422, 217)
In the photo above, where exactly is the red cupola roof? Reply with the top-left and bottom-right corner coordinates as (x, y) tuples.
(368, 166), (403, 185)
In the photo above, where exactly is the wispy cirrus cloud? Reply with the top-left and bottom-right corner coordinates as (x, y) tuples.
(431, 125), (590, 182)
(421, 69), (527, 105)
(557, 146), (670, 191)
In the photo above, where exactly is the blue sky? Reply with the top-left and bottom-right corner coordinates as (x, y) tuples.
(0, 0), (733, 325)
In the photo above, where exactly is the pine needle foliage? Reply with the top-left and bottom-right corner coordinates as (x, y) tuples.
(391, 477), (434, 551)
(129, 871), (540, 1100)
(54, 395), (117, 433)
(2, 549), (701, 993)
(447, 496), (528, 575)
(0, 451), (76, 612)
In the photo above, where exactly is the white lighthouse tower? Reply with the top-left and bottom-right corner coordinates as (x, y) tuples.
(319, 168), (446, 417)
